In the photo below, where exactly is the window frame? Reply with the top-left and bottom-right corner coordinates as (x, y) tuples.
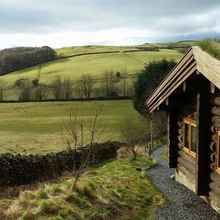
(183, 116), (197, 159)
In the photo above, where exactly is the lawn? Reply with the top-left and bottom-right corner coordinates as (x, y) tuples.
(2, 156), (164, 220)
(0, 49), (181, 87)
(0, 100), (142, 155)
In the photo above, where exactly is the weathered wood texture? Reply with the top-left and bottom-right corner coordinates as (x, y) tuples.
(177, 151), (196, 175)
(209, 94), (220, 208)
(176, 119), (196, 186)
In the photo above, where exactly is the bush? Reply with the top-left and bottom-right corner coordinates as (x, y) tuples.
(133, 60), (176, 142)
(0, 142), (121, 186)
(133, 59), (176, 115)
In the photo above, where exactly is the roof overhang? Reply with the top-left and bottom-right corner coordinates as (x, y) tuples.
(146, 46), (220, 113)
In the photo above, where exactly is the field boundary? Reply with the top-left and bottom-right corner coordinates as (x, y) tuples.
(0, 142), (123, 186)
(58, 47), (160, 59)
(0, 96), (132, 104)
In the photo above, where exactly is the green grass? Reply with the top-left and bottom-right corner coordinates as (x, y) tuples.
(198, 40), (220, 60)
(56, 45), (145, 57)
(3, 156), (164, 220)
(0, 49), (181, 87)
(0, 100), (142, 155)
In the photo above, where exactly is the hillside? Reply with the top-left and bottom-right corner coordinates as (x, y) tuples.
(0, 47), (182, 88)
(1, 156), (163, 219)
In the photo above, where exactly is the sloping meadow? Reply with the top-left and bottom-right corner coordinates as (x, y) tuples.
(3, 156), (164, 220)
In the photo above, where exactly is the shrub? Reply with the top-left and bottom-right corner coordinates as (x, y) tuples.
(0, 142), (121, 186)
(133, 59), (176, 115)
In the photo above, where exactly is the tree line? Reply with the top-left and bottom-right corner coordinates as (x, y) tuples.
(0, 71), (136, 101)
(0, 46), (57, 75)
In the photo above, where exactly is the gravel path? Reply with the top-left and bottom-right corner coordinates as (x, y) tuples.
(147, 147), (220, 220)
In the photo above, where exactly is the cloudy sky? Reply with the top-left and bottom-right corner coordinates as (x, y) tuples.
(0, 0), (220, 49)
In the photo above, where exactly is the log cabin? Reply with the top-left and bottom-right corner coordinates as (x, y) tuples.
(146, 46), (220, 212)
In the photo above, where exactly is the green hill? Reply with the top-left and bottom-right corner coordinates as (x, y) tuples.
(0, 47), (182, 88)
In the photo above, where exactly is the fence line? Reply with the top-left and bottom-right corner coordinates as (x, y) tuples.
(0, 74), (138, 102)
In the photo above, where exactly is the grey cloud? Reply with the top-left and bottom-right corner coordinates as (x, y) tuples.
(0, 0), (220, 46)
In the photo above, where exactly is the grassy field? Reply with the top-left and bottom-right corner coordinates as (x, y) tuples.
(0, 100), (143, 155)
(0, 48), (182, 87)
(2, 156), (164, 220)
(56, 45), (146, 57)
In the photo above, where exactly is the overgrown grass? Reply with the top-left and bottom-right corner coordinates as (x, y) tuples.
(3, 156), (164, 220)
(198, 40), (220, 60)
(0, 100), (143, 154)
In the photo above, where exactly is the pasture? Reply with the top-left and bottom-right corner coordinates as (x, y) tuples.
(56, 45), (144, 57)
(0, 100), (142, 155)
(0, 49), (181, 87)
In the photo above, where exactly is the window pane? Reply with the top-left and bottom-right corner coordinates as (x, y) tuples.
(184, 124), (190, 148)
(191, 126), (197, 153)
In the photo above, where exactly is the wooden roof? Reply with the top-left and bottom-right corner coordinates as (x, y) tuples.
(147, 46), (220, 112)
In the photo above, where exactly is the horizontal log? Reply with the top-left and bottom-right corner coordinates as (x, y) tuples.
(177, 157), (196, 175)
(178, 143), (183, 149)
(211, 134), (217, 142)
(178, 121), (183, 127)
(177, 135), (183, 143)
(212, 121), (220, 128)
(179, 150), (196, 165)
(211, 126), (216, 133)
(212, 107), (220, 116)
(178, 128), (184, 135)
(209, 191), (220, 205)
(210, 181), (220, 192)
(210, 163), (217, 171)
(210, 152), (216, 163)
(212, 116), (220, 123)
(177, 164), (195, 182)
(213, 97), (220, 106)
(210, 141), (216, 152)
(211, 172), (220, 182)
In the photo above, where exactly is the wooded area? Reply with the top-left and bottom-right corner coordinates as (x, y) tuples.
(0, 46), (56, 75)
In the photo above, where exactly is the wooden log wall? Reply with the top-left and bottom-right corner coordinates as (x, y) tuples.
(176, 120), (196, 186)
(209, 95), (220, 206)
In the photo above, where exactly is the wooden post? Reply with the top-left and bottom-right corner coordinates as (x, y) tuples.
(168, 110), (178, 168)
(196, 80), (211, 195)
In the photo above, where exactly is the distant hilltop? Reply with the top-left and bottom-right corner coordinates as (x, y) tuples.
(0, 46), (57, 76)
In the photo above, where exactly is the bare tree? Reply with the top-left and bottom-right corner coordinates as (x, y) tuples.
(18, 79), (33, 101)
(120, 116), (150, 160)
(63, 107), (103, 189)
(63, 79), (73, 100)
(79, 74), (95, 99)
(0, 88), (3, 101)
(51, 77), (63, 100)
(104, 71), (117, 97)
(34, 84), (49, 101)
(0, 80), (4, 101)
(32, 65), (49, 101)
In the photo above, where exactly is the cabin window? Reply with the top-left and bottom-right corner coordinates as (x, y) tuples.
(183, 114), (197, 158)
